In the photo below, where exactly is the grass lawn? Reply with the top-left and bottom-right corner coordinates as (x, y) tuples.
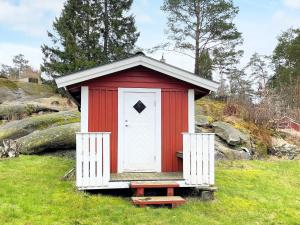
(0, 156), (299, 225)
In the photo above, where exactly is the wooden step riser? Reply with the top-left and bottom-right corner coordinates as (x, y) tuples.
(132, 196), (186, 208)
(134, 187), (175, 197)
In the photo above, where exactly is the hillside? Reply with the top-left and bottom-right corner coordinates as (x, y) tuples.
(0, 79), (79, 156)
(0, 155), (299, 225)
(195, 97), (300, 160)
(0, 78), (75, 121)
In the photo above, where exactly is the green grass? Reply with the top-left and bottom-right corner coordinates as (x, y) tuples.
(0, 156), (299, 225)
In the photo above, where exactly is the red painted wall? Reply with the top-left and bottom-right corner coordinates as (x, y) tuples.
(79, 66), (195, 173)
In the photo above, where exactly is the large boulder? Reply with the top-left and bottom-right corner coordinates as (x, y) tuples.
(0, 111), (80, 142)
(195, 115), (212, 127)
(212, 121), (250, 146)
(270, 137), (300, 160)
(215, 136), (251, 160)
(18, 123), (80, 154)
(0, 103), (59, 120)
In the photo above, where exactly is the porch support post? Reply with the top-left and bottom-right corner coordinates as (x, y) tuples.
(188, 89), (195, 133)
(81, 86), (89, 132)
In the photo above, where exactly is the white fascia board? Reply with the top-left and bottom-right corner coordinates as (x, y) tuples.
(55, 56), (219, 91)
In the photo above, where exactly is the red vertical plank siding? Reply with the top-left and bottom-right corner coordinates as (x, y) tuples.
(89, 88), (118, 173)
(161, 90), (188, 172)
(84, 66), (191, 173)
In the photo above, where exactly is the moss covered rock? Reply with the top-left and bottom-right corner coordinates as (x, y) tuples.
(0, 103), (59, 120)
(17, 123), (80, 154)
(0, 111), (80, 142)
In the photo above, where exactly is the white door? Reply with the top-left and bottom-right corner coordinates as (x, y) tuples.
(118, 88), (161, 172)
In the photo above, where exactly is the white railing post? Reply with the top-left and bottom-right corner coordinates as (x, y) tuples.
(183, 133), (215, 186)
(76, 132), (110, 189)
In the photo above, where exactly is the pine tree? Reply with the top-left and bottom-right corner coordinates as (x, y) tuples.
(160, 0), (242, 77)
(41, 0), (139, 78)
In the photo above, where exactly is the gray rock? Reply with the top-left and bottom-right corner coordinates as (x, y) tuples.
(195, 115), (211, 127)
(215, 137), (251, 160)
(17, 123), (80, 154)
(212, 121), (250, 146)
(0, 111), (80, 142)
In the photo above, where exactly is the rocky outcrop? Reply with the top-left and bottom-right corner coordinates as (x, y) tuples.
(212, 121), (250, 146)
(0, 103), (59, 120)
(18, 123), (80, 154)
(195, 115), (211, 127)
(269, 137), (300, 160)
(215, 136), (251, 160)
(0, 111), (80, 142)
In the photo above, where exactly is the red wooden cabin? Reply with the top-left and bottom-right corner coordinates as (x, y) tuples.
(56, 54), (218, 190)
(277, 116), (300, 132)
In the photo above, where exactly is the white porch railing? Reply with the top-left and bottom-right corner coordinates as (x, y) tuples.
(183, 133), (215, 186)
(76, 132), (110, 188)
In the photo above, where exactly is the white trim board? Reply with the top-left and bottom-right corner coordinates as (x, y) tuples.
(80, 86), (89, 132)
(188, 89), (195, 133)
(118, 88), (161, 173)
(55, 55), (219, 92)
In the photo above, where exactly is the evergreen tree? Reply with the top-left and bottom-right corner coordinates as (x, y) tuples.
(41, 0), (139, 78)
(160, 0), (242, 77)
(198, 49), (213, 79)
(246, 53), (270, 91)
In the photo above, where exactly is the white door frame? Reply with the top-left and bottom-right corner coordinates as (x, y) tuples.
(118, 88), (161, 173)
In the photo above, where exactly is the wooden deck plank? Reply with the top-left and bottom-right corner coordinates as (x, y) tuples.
(110, 172), (183, 181)
(131, 181), (179, 188)
(132, 196), (186, 207)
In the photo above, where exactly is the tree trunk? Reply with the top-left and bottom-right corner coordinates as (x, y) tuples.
(194, 0), (201, 75)
(103, 0), (109, 61)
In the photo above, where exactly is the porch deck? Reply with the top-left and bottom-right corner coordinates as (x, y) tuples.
(76, 132), (215, 190)
(110, 172), (183, 182)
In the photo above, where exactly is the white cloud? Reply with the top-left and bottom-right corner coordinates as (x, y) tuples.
(0, 43), (42, 69)
(0, 0), (63, 37)
(283, 0), (300, 9)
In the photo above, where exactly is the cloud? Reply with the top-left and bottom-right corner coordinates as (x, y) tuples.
(0, 43), (42, 69)
(0, 0), (63, 37)
(283, 0), (300, 9)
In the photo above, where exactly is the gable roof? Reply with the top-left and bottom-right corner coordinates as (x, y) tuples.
(55, 55), (219, 91)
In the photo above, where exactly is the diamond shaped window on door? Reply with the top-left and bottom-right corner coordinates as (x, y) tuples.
(133, 100), (146, 113)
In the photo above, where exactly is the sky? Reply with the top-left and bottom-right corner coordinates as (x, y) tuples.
(0, 0), (300, 80)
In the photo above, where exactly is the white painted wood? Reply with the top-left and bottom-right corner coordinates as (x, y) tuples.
(89, 133), (96, 186)
(190, 134), (197, 184)
(80, 86), (89, 132)
(103, 133), (110, 185)
(56, 55), (219, 91)
(118, 88), (161, 173)
(77, 180), (213, 190)
(182, 133), (215, 186)
(209, 134), (215, 185)
(202, 134), (209, 184)
(76, 132), (111, 189)
(196, 134), (203, 185)
(76, 134), (83, 187)
(97, 134), (103, 185)
(188, 89), (195, 133)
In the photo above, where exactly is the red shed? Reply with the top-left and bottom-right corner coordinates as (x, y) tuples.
(277, 116), (300, 132)
(56, 54), (218, 191)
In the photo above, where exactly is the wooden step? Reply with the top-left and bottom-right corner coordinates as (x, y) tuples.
(131, 181), (179, 188)
(131, 181), (180, 196)
(132, 196), (186, 208)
